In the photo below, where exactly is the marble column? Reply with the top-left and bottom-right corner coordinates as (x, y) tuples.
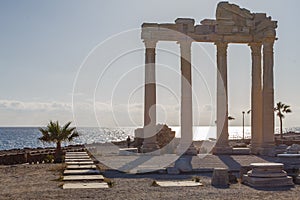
(249, 43), (263, 154)
(213, 42), (232, 154)
(176, 41), (197, 155)
(142, 40), (159, 153)
(261, 38), (275, 154)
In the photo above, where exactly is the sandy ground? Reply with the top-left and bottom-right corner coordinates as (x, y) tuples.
(0, 163), (300, 200)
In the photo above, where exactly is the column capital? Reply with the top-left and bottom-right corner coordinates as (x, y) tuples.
(263, 37), (275, 44)
(249, 43), (262, 56)
(263, 38), (274, 54)
(143, 40), (157, 49)
(215, 42), (228, 55)
(249, 42), (262, 48)
(177, 40), (192, 46)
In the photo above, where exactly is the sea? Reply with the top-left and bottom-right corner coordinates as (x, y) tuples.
(0, 126), (299, 151)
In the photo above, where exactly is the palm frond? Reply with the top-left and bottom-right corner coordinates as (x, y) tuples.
(38, 120), (79, 146)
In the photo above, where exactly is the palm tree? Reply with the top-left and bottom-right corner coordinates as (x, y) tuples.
(39, 121), (79, 162)
(274, 102), (292, 139)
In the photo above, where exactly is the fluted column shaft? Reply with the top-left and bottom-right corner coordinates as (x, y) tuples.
(250, 43), (263, 152)
(180, 41), (193, 143)
(176, 41), (197, 155)
(142, 40), (159, 152)
(262, 39), (275, 149)
(216, 42), (229, 148)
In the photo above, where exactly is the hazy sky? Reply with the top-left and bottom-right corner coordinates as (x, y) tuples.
(0, 0), (299, 128)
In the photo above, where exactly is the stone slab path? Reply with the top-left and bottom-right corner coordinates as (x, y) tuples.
(63, 169), (100, 175)
(66, 165), (97, 169)
(65, 156), (91, 159)
(65, 158), (93, 162)
(63, 175), (105, 181)
(63, 151), (107, 189)
(63, 183), (108, 189)
(156, 181), (203, 187)
(65, 161), (94, 165)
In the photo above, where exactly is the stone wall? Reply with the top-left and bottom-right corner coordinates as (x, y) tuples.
(0, 145), (85, 165)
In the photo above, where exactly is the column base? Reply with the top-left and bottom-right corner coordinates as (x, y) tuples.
(250, 143), (263, 155)
(176, 143), (198, 155)
(212, 146), (232, 155)
(174, 156), (193, 172)
(251, 142), (275, 156)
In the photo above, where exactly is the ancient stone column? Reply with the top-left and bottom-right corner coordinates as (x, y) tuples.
(213, 42), (231, 154)
(142, 40), (159, 153)
(249, 43), (263, 154)
(176, 41), (197, 155)
(261, 38), (275, 154)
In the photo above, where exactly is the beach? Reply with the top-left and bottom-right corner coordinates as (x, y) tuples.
(1, 161), (300, 200)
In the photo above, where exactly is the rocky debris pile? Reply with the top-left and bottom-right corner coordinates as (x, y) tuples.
(134, 124), (176, 153)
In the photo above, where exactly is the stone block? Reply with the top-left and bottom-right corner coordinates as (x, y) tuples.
(211, 168), (229, 187)
(200, 19), (217, 26)
(175, 18), (195, 32)
(65, 155), (90, 159)
(65, 158), (92, 162)
(274, 144), (288, 155)
(242, 163), (294, 188)
(217, 19), (235, 26)
(195, 25), (215, 35)
(242, 175), (294, 187)
(63, 175), (104, 181)
(212, 146), (232, 155)
(232, 148), (250, 155)
(276, 154), (300, 169)
(155, 181), (203, 187)
(215, 25), (235, 34)
(63, 169), (100, 175)
(66, 161), (94, 165)
(247, 170), (287, 178)
(66, 165), (97, 169)
(63, 183), (108, 189)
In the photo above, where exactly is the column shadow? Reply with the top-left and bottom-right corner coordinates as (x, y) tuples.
(217, 155), (241, 171)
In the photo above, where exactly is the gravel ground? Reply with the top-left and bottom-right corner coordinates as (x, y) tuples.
(0, 163), (300, 200)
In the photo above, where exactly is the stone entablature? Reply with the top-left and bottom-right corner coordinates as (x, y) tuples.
(141, 2), (277, 43)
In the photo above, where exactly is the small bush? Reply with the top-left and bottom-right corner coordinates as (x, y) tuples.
(192, 176), (201, 183)
(151, 180), (159, 187)
(44, 155), (54, 163)
(104, 178), (115, 188)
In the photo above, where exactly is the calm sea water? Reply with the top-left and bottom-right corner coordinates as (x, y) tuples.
(0, 126), (299, 151)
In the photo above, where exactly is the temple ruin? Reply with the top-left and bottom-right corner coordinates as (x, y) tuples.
(141, 2), (277, 155)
